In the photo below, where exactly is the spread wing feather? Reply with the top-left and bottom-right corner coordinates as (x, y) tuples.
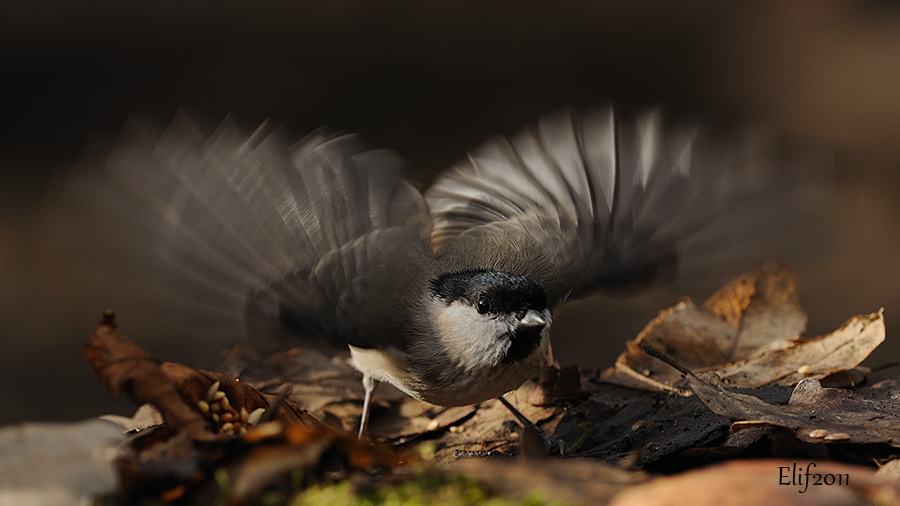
(426, 106), (825, 308)
(60, 111), (434, 351)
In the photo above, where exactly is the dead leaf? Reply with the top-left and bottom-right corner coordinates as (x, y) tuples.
(159, 362), (321, 432)
(84, 311), (321, 442)
(876, 459), (900, 481)
(551, 379), (744, 469)
(601, 266), (882, 392)
(600, 301), (736, 393)
(601, 264), (807, 392)
(715, 310), (886, 387)
(369, 401), (476, 443)
(84, 311), (211, 440)
(685, 369), (900, 447)
(703, 263), (807, 358)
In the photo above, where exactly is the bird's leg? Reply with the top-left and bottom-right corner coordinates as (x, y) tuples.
(358, 374), (375, 439)
(497, 395), (556, 453)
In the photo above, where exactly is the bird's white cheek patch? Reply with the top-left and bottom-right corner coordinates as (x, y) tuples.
(434, 302), (511, 370)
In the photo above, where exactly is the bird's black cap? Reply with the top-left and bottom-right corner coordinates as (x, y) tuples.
(430, 269), (548, 315)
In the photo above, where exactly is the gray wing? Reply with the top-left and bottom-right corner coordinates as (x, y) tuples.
(426, 106), (827, 309)
(59, 111), (434, 351)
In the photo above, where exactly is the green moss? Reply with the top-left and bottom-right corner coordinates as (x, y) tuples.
(289, 474), (565, 506)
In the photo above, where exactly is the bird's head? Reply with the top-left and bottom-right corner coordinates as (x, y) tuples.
(428, 269), (551, 370)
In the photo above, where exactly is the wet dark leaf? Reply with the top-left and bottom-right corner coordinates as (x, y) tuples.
(683, 368), (900, 447)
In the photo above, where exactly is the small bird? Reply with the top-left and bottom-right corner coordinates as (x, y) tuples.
(59, 106), (825, 437)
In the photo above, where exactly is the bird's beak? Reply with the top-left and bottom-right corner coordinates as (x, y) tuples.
(519, 309), (549, 329)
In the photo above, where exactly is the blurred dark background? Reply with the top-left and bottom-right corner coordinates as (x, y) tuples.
(2, 0), (899, 424)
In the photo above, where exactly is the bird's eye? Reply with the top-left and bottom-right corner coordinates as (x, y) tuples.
(476, 296), (491, 314)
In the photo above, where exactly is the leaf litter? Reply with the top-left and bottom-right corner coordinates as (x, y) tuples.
(16, 264), (898, 505)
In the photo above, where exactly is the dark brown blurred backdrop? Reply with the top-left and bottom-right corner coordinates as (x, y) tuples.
(2, 0), (899, 424)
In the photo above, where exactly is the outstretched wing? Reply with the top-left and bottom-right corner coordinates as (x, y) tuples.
(426, 106), (827, 309)
(59, 111), (434, 353)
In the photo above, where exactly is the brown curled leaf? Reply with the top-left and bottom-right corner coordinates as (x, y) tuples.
(83, 311), (321, 441)
(83, 311), (211, 440)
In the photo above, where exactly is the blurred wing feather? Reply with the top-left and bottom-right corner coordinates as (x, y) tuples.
(427, 106), (827, 308)
(62, 111), (433, 351)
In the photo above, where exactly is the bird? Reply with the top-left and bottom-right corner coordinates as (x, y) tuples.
(57, 105), (827, 438)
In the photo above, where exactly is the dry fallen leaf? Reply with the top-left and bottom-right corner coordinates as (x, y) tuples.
(601, 265), (884, 392)
(714, 310), (886, 387)
(602, 264), (806, 392)
(84, 311), (321, 441)
(600, 300), (737, 393)
(703, 262), (807, 357)
(83, 311), (211, 440)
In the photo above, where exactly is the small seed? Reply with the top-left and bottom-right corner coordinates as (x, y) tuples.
(210, 403), (220, 413)
(254, 421), (282, 437)
(213, 391), (226, 401)
(798, 365), (814, 376)
(211, 413), (220, 423)
(808, 429), (830, 439)
(220, 412), (233, 423)
(239, 427), (248, 436)
(220, 396), (231, 411)
(448, 425), (464, 434)
(205, 381), (221, 402)
(240, 407), (249, 422)
(221, 422), (234, 433)
(247, 408), (265, 426)
(197, 400), (210, 414)
(632, 420), (645, 431)
(824, 432), (850, 441)
(426, 420), (440, 431)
